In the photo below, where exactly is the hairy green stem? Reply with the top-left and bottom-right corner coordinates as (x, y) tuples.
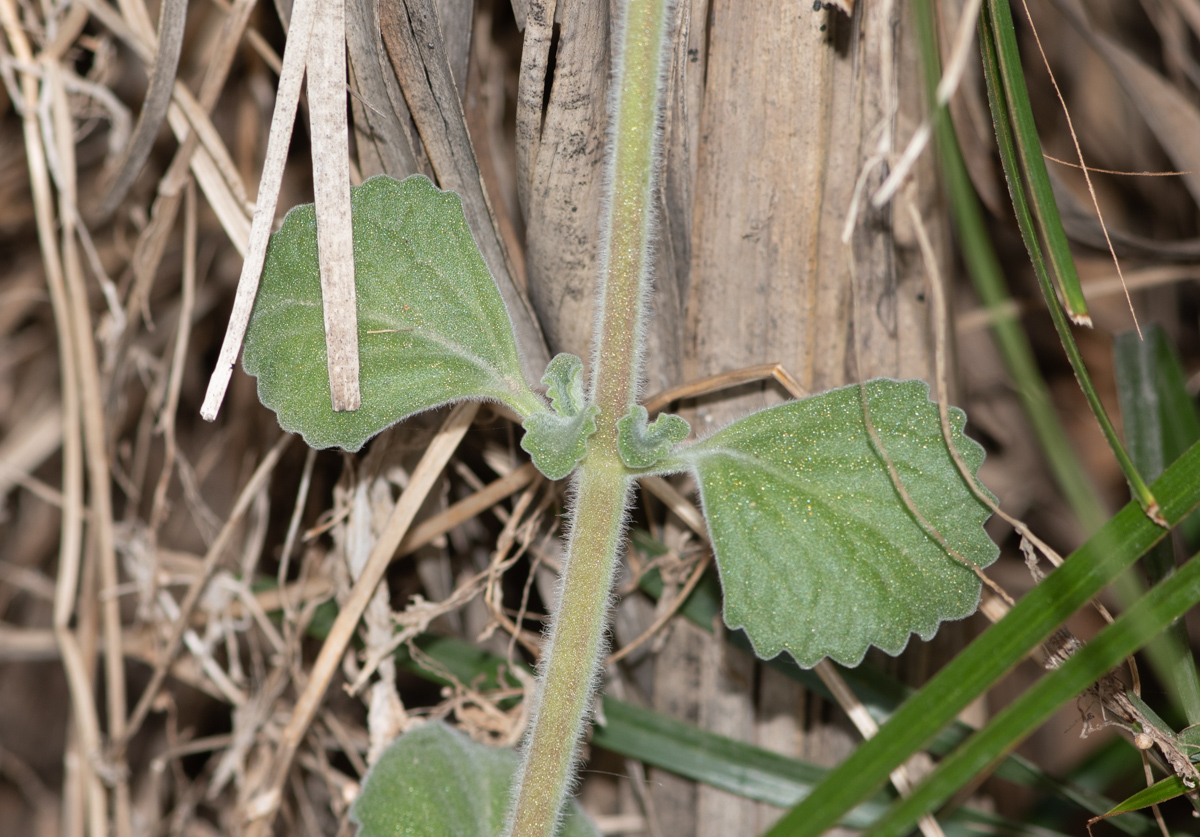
(505, 2), (674, 835)
(589, 0), (671, 424)
(506, 463), (630, 837)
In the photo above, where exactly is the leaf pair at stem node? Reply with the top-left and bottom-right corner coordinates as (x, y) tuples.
(520, 352), (689, 478)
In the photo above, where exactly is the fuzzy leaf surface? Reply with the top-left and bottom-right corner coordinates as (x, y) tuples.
(243, 175), (543, 451)
(351, 722), (598, 837)
(618, 405), (690, 468)
(520, 353), (599, 479)
(541, 353), (588, 417)
(679, 379), (997, 668)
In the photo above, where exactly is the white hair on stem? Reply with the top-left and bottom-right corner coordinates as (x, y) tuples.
(587, 0), (678, 410)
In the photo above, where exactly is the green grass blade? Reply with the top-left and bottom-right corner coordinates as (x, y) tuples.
(343, 565), (1149, 833)
(593, 700), (1082, 837)
(860, 547), (1200, 837)
(634, 547), (1152, 832)
(391, 634), (1083, 836)
(909, 0), (1107, 534)
(1114, 326), (1200, 725)
(984, 0), (1088, 324)
(1103, 775), (1195, 819)
(392, 633), (901, 823)
(761, 439), (1200, 837)
(1143, 330), (1200, 546)
(980, 2), (1159, 521)
(590, 699), (888, 822)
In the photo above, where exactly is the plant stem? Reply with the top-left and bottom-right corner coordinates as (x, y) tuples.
(589, 0), (671, 423)
(506, 463), (630, 837)
(506, 2), (673, 835)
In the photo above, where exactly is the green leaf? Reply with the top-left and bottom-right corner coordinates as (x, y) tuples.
(243, 174), (544, 452)
(1179, 723), (1200, 751)
(351, 722), (598, 837)
(617, 406), (689, 468)
(520, 354), (599, 480)
(678, 379), (997, 667)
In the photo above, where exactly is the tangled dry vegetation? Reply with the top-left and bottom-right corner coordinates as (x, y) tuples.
(1, 0), (1199, 835)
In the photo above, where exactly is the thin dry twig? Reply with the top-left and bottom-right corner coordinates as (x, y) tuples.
(201, 0), (320, 420)
(903, 194), (1064, 573)
(641, 363), (808, 415)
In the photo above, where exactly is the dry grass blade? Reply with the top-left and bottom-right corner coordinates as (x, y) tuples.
(872, 0), (982, 208)
(813, 660), (945, 837)
(121, 0), (257, 334)
(77, 0), (253, 250)
(308, 0), (361, 412)
(345, 0), (420, 178)
(396, 461), (539, 556)
(200, 0), (319, 421)
(640, 476), (705, 538)
(642, 363), (808, 415)
(1, 13), (129, 837)
(46, 32), (134, 837)
(0, 6), (105, 835)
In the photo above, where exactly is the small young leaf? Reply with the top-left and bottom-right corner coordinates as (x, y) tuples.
(520, 353), (599, 480)
(679, 379), (997, 668)
(243, 175), (545, 451)
(617, 405), (690, 468)
(351, 722), (598, 837)
(542, 353), (588, 417)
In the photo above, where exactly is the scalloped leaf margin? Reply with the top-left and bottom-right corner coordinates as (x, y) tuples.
(674, 378), (998, 668)
(617, 405), (690, 469)
(520, 353), (599, 480)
